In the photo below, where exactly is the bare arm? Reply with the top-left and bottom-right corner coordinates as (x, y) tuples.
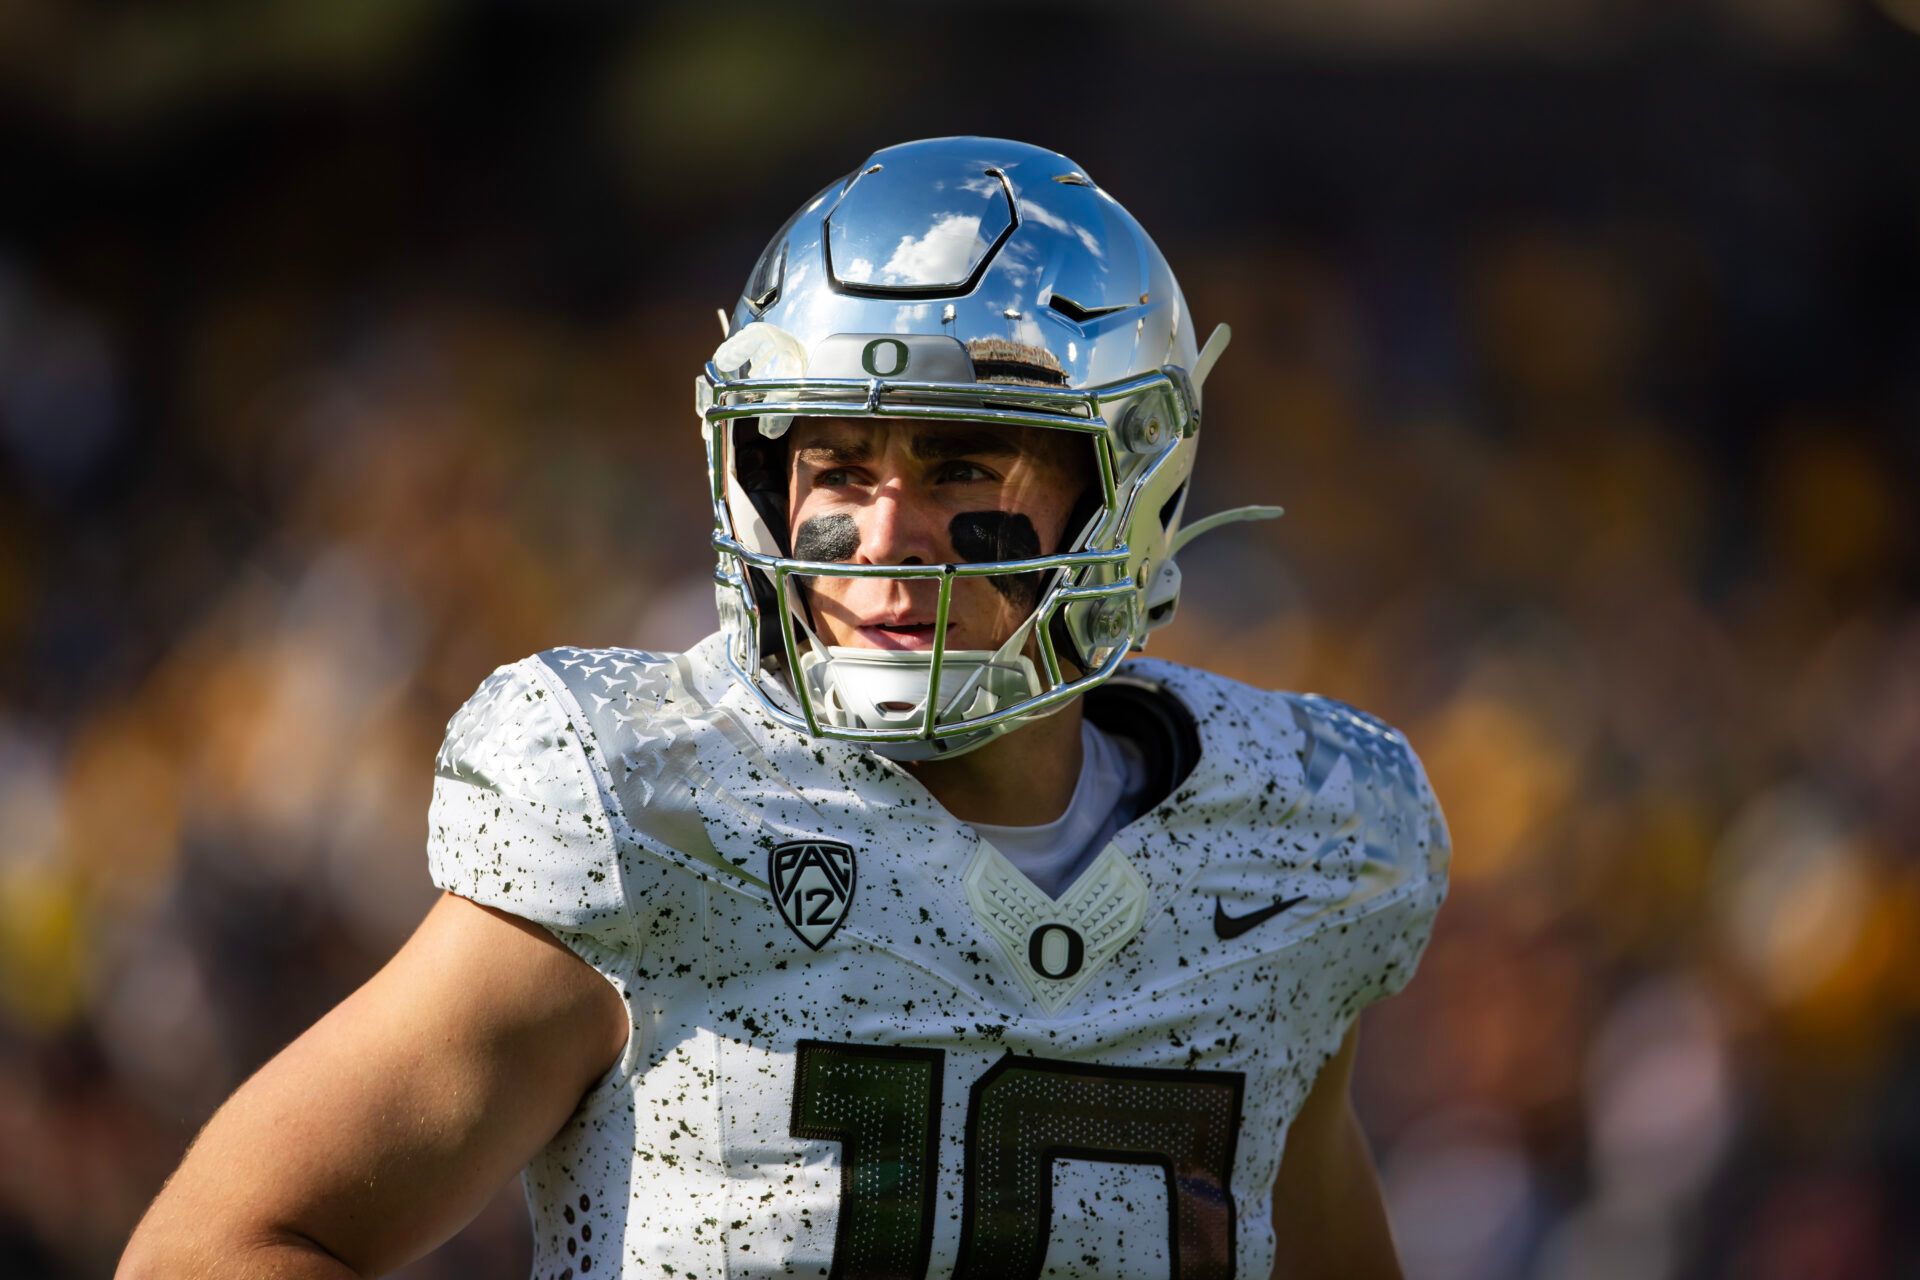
(1268, 1021), (1404, 1280)
(118, 892), (630, 1279)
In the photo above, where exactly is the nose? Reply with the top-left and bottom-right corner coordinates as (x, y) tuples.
(857, 476), (945, 567)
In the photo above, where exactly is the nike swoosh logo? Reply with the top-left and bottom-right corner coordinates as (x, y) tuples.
(1213, 893), (1309, 940)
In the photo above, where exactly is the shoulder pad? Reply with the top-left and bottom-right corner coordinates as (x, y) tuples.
(531, 645), (756, 883)
(536, 646), (684, 729)
(1283, 693), (1425, 805)
(428, 655), (627, 948)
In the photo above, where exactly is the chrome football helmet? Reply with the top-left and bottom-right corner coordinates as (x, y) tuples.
(698, 137), (1276, 761)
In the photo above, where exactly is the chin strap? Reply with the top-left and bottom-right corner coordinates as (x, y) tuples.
(802, 644), (1041, 728)
(1170, 504), (1285, 556)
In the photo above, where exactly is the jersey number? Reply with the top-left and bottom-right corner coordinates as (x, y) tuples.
(791, 1040), (1246, 1280)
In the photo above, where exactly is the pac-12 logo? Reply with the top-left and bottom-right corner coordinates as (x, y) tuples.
(770, 839), (857, 950)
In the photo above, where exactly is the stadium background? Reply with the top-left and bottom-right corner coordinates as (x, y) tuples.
(3, 2), (1918, 1276)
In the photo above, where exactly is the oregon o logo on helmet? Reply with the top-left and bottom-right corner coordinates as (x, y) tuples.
(1027, 923), (1086, 980)
(860, 337), (909, 377)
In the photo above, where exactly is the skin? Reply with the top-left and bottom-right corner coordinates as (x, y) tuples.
(784, 416), (1083, 659)
(118, 895), (630, 1278)
(1270, 1022), (1406, 1280)
(784, 415), (1092, 827)
(119, 415), (1405, 1277)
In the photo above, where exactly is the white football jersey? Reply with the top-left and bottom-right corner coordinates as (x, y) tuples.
(427, 633), (1449, 1279)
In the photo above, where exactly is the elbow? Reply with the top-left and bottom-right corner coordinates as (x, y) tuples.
(117, 1209), (232, 1280)
(116, 1221), (182, 1280)
(118, 1184), (227, 1280)
(119, 1210), (348, 1280)
(119, 1223), (360, 1280)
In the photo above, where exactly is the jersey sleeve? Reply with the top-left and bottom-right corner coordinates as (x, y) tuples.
(426, 655), (631, 961)
(1364, 742), (1450, 1006)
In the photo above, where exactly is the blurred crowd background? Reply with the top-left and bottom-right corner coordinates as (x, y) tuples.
(3, 2), (1918, 1277)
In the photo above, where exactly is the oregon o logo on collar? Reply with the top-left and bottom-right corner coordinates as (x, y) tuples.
(861, 338), (909, 377)
(1027, 923), (1085, 980)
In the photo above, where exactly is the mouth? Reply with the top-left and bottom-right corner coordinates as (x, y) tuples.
(854, 621), (950, 651)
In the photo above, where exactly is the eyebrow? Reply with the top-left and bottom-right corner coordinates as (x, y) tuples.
(792, 437), (873, 467)
(908, 430), (1019, 463)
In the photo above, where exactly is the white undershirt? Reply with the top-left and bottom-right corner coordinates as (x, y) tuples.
(970, 719), (1150, 900)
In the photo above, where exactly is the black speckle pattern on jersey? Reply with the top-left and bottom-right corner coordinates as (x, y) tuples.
(425, 632), (1449, 1277)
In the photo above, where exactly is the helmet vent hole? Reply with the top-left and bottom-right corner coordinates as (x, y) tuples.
(746, 243), (785, 312)
(1054, 172), (1093, 186)
(965, 337), (1070, 387)
(1048, 293), (1129, 324)
(1159, 483), (1188, 532)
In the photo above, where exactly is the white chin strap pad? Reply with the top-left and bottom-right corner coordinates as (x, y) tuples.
(800, 645), (1041, 731)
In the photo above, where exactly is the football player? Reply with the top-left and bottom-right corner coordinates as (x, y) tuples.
(121, 138), (1449, 1279)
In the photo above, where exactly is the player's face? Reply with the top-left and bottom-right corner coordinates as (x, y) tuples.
(786, 417), (1087, 654)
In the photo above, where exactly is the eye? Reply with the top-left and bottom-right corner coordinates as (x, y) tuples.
(936, 460), (997, 484)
